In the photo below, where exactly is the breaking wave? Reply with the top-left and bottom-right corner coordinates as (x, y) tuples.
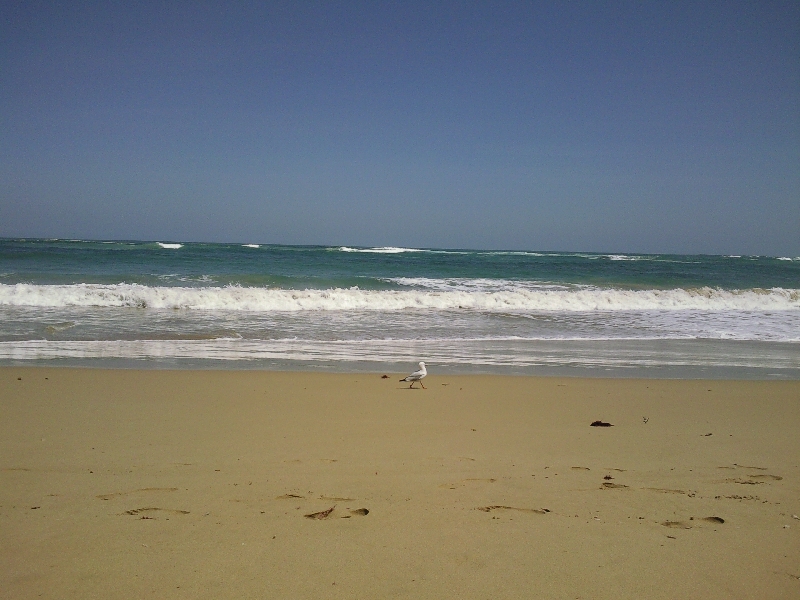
(0, 283), (798, 312)
(337, 246), (425, 253)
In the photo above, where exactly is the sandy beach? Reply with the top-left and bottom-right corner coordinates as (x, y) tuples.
(2, 368), (799, 599)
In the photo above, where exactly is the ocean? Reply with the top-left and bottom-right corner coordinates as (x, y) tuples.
(1, 239), (798, 378)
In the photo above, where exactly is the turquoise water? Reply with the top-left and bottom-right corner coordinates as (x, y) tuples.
(2, 239), (798, 289)
(1, 239), (798, 377)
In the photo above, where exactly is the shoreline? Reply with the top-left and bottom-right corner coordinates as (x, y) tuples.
(3, 368), (799, 598)
(3, 357), (799, 380)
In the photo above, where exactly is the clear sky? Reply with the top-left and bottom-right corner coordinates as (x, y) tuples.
(1, 1), (798, 255)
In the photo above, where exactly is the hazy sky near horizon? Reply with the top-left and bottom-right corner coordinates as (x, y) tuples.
(1, 1), (798, 254)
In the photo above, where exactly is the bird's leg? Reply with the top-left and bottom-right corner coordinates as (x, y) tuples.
(409, 381), (415, 389)
(420, 382), (426, 389)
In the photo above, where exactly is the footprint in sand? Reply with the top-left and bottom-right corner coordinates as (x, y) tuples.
(338, 509), (371, 519)
(123, 507), (190, 518)
(722, 476), (781, 485)
(477, 506), (550, 515)
(276, 493), (355, 501)
(440, 478), (496, 489)
(601, 482), (629, 489)
(728, 479), (764, 485)
(304, 506), (370, 519)
(662, 517), (724, 529)
(642, 487), (686, 494)
(703, 516), (725, 523)
(715, 494), (761, 501)
(304, 506), (335, 520)
(97, 487), (178, 500)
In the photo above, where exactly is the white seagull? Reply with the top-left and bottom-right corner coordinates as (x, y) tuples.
(400, 362), (427, 389)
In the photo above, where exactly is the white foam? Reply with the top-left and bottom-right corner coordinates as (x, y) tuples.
(338, 246), (424, 253)
(156, 274), (215, 283)
(476, 251), (548, 256)
(243, 244), (261, 248)
(387, 277), (577, 292)
(0, 283), (798, 312)
(157, 242), (183, 249)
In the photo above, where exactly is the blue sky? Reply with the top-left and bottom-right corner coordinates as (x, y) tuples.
(1, 1), (798, 254)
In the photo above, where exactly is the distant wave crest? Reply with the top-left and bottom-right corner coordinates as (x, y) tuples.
(337, 246), (424, 253)
(1, 283), (798, 312)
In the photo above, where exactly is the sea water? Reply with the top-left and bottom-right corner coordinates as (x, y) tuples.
(1, 239), (798, 378)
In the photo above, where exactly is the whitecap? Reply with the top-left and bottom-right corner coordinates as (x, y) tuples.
(474, 251), (549, 257)
(338, 246), (424, 253)
(242, 244), (261, 249)
(157, 242), (183, 249)
(605, 254), (651, 261)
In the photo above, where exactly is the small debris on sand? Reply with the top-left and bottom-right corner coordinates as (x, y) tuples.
(305, 506), (335, 520)
(590, 421), (613, 427)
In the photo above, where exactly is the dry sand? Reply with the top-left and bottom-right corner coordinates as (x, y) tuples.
(1, 367), (799, 599)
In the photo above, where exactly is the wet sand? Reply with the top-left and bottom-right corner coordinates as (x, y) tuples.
(2, 368), (799, 598)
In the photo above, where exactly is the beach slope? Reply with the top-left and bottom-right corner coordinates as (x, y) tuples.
(2, 368), (799, 598)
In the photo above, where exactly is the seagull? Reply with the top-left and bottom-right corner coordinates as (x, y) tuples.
(400, 362), (427, 389)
